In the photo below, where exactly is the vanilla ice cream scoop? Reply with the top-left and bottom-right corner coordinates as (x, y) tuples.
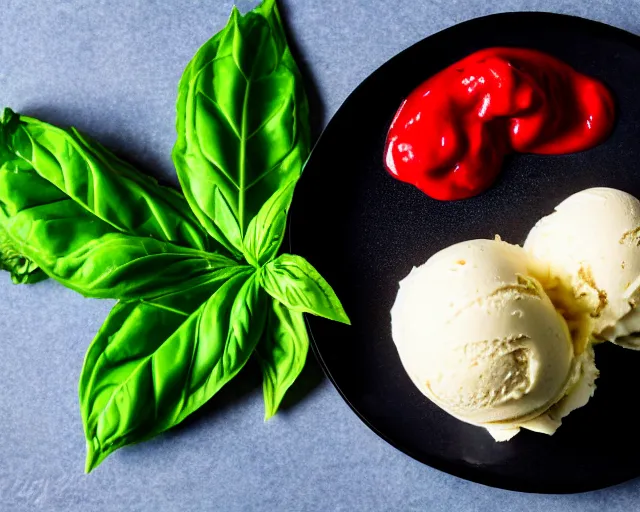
(524, 188), (640, 349)
(391, 239), (596, 441)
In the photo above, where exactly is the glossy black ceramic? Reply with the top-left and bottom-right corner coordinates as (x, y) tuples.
(289, 12), (640, 493)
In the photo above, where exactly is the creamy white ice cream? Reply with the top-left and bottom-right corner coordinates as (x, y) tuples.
(525, 187), (640, 349)
(391, 239), (596, 441)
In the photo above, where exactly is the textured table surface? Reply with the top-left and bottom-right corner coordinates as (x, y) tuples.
(2, 1), (640, 511)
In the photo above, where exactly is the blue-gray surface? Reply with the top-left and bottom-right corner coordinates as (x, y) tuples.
(1, 0), (640, 510)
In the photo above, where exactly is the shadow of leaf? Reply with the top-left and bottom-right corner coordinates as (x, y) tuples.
(167, 359), (263, 435)
(278, 348), (326, 413)
(276, 1), (326, 141)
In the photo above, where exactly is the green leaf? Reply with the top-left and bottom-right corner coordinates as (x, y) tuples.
(261, 254), (350, 325)
(0, 109), (237, 297)
(80, 266), (268, 473)
(0, 108), (213, 252)
(0, 151), (236, 299)
(243, 180), (296, 266)
(172, 0), (310, 255)
(0, 223), (46, 284)
(256, 298), (308, 420)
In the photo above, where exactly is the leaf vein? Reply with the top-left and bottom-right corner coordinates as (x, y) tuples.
(197, 89), (242, 139)
(244, 94), (290, 142)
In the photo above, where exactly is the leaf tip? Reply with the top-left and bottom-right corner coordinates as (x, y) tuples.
(332, 305), (351, 325)
(263, 401), (274, 420)
(0, 107), (15, 124)
(84, 447), (98, 474)
(0, 107), (18, 155)
(339, 312), (352, 326)
(84, 438), (106, 474)
(258, 0), (277, 15)
(263, 396), (278, 421)
(230, 4), (241, 21)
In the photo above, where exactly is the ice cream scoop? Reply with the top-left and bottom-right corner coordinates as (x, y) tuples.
(391, 239), (596, 441)
(525, 188), (640, 349)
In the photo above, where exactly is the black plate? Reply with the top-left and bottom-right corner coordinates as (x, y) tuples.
(289, 12), (640, 493)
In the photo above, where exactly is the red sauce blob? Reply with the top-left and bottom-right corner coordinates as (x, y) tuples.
(384, 48), (615, 200)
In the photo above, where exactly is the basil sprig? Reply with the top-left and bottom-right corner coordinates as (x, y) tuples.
(0, 0), (348, 473)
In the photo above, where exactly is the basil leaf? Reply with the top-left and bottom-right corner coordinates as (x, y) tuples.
(0, 108), (213, 252)
(80, 267), (268, 472)
(28, 233), (234, 300)
(172, 0), (310, 255)
(0, 157), (236, 298)
(0, 223), (46, 284)
(243, 180), (296, 266)
(256, 298), (308, 420)
(261, 254), (350, 325)
(78, 270), (239, 428)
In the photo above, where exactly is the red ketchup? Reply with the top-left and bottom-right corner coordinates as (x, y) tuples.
(384, 48), (615, 200)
